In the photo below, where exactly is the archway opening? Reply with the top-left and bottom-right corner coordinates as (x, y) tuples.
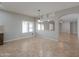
(58, 14), (79, 41)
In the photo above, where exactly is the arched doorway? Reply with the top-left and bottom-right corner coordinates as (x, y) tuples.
(58, 14), (78, 41)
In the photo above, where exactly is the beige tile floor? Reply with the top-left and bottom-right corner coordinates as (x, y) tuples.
(0, 33), (79, 57)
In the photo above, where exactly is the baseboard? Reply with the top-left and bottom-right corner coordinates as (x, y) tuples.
(4, 35), (58, 43)
(4, 35), (34, 43)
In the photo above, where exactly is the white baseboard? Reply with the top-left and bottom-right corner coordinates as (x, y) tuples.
(4, 35), (58, 43)
(4, 35), (34, 43)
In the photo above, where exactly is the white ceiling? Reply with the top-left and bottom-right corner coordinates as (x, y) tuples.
(1, 2), (79, 17)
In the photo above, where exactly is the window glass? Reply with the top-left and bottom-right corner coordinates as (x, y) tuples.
(41, 24), (44, 31)
(29, 22), (33, 32)
(37, 23), (41, 31)
(22, 21), (28, 33)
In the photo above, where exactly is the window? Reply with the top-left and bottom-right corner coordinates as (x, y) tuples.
(22, 21), (33, 33)
(29, 22), (33, 32)
(41, 24), (44, 31)
(49, 24), (53, 31)
(37, 23), (41, 31)
(37, 23), (44, 31)
(49, 21), (55, 31)
(22, 21), (28, 33)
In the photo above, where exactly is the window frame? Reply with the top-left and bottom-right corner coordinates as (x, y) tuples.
(22, 21), (34, 33)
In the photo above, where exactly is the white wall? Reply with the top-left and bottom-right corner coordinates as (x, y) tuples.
(60, 21), (78, 34)
(77, 19), (79, 38)
(61, 22), (70, 33)
(70, 21), (77, 34)
(0, 10), (35, 42)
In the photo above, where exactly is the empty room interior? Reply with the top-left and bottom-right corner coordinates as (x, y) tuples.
(0, 2), (79, 57)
